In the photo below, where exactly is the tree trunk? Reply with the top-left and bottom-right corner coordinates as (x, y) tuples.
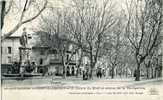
(159, 65), (162, 77)
(131, 69), (133, 77)
(146, 61), (151, 79)
(76, 65), (80, 78)
(111, 67), (114, 79)
(90, 68), (93, 79)
(0, 1), (5, 29)
(89, 61), (95, 80)
(135, 63), (140, 81)
(125, 68), (128, 78)
(151, 68), (154, 79)
(146, 67), (149, 79)
(154, 68), (157, 78)
(62, 64), (67, 79)
(89, 49), (95, 80)
(76, 50), (83, 78)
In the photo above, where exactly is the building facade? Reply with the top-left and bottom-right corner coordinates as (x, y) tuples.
(30, 45), (78, 76)
(1, 34), (79, 76)
(1, 36), (21, 64)
(1, 34), (33, 74)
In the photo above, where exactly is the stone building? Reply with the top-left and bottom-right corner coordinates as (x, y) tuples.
(1, 34), (32, 74)
(1, 32), (78, 76)
(30, 45), (78, 76)
(1, 36), (21, 64)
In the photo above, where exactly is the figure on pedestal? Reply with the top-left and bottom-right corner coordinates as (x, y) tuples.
(19, 27), (32, 76)
(20, 28), (28, 48)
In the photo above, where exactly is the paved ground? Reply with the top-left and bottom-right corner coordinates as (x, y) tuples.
(2, 76), (163, 88)
(2, 76), (163, 100)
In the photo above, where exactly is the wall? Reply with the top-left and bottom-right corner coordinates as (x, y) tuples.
(1, 38), (21, 64)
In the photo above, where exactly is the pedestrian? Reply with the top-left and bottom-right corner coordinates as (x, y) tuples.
(99, 69), (102, 78)
(83, 70), (86, 80)
(134, 69), (136, 77)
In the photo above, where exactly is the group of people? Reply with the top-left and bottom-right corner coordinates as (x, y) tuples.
(7, 61), (37, 75)
(83, 68), (90, 80)
(82, 67), (106, 80)
(96, 68), (103, 78)
(7, 62), (20, 74)
(66, 66), (76, 76)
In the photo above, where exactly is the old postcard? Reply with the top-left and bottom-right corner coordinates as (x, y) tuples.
(1, 0), (163, 100)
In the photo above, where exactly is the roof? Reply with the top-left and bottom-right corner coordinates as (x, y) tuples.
(32, 46), (50, 49)
(5, 34), (32, 40)
(5, 36), (21, 39)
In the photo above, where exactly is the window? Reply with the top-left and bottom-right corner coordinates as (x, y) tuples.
(50, 49), (57, 54)
(8, 56), (12, 63)
(7, 47), (12, 54)
(40, 50), (44, 55)
(51, 54), (59, 60)
(53, 49), (57, 54)
(55, 54), (59, 59)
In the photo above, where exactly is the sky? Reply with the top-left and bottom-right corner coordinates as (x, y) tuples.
(2, 0), (126, 36)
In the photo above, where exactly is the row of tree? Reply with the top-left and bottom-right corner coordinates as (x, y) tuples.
(1, 0), (162, 81)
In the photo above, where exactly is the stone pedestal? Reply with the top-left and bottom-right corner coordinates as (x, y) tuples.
(19, 47), (31, 74)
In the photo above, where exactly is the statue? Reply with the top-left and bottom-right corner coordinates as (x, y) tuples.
(19, 27), (31, 75)
(20, 27), (28, 48)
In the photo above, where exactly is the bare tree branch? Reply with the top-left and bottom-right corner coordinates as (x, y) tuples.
(1, 0), (47, 41)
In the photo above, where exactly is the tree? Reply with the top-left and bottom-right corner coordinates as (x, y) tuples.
(101, 10), (132, 79)
(35, 0), (117, 79)
(70, 0), (117, 79)
(34, 7), (80, 79)
(0, 0), (47, 41)
(104, 25), (121, 79)
(125, 0), (162, 81)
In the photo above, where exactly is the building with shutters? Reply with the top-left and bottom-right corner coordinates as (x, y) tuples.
(1, 34), (32, 74)
(1, 33), (79, 76)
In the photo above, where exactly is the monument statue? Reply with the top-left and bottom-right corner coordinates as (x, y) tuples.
(20, 27), (28, 48)
(19, 27), (31, 75)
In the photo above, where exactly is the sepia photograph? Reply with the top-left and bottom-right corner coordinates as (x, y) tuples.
(0, 0), (163, 100)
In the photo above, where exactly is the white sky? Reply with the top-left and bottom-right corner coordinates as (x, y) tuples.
(2, 0), (126, 36)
